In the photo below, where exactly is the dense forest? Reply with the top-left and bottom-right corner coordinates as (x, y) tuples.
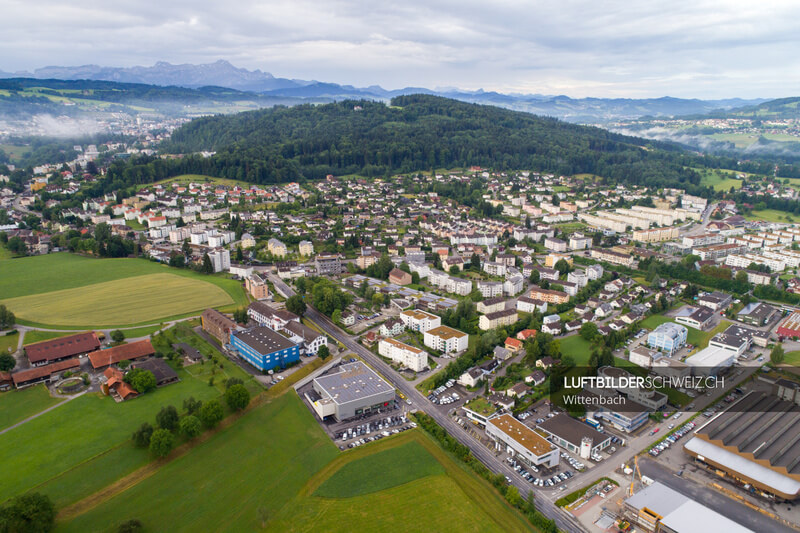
(92, 95), (800, 192)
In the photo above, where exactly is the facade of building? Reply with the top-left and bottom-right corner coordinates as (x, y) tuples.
(230, 326), (300, 371)
(378, 338), (428, 372)
(311, 361), (395, 421)
(424, 325), (468, 353)
(315, 253), (343, 275)
(647, 322), (688, 355)
(201, 308), (238, 345)
(400, 309), (441, 333)
(529, 286), (570, 304)
(479, 309), (518, 331)
(207, 248), (231, 273)
(245, 272), (271, 300)
(486, 414), (560, 468)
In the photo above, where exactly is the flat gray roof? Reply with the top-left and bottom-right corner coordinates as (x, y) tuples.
(314, 361), (393, 405)
(234, 326), (296, 355)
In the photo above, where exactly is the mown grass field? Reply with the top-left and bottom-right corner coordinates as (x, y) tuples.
(0, 332), (19, 354)
(4, 273), (232, 327)
(140, 174), (252, 190)
(268, 429), (533, 533)
(57, 393), (340, 533)
(315, 440), (443, 498)
(0, 385), (60, 431)
(0, 254), (247, 328)
(784, 351), (800, 366)
(0, 349), (258, 505)
(23, 330), (86, 345)
(745, 209), (798, 223)
(698, 169), (743, 191)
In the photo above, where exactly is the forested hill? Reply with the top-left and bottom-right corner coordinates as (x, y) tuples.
(156, 94), (704, 189)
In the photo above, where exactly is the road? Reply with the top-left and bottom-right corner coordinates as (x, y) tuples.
(269, 273), (588, 533)
(638, 457), (795, 533)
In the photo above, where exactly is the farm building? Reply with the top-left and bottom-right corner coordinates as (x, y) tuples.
(12, 358), (80, 388)
(88, 339), (155, 370)
(24, 331), (100, 366)
(230, 326), (300, 372)
(310, 361), (395, 421)
(131, 358), (179, 387)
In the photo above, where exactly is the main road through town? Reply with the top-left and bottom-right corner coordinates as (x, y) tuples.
(268, 273), (587, 533)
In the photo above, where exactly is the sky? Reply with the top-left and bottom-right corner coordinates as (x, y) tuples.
(2, 0), (800, 99)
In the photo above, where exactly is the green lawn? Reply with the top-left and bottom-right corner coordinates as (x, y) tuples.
(745, 209), (798, 224)
(116, 324), (163, 338)
(0, 254), (247, 328)
(22, 330), (81, 345)
(315, 440), (443, 498)
(0, 246), (13, 260)
(0, 385), (61, 431)
(57, 393), (340, 533)
(698, 169), (744, 191)
(560, 335), (592, 365)
(139, 174), (253, 190)
(269, 430), (533, 533)
(0, 353), (256, 504)
(0, 332), (19, 354)
(784, 351), (800, 366)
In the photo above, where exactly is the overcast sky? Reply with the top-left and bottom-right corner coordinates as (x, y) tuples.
(2, 0), (799, 98)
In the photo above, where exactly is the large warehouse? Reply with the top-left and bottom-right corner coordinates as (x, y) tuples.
(623, 481), (752, 532)
(684, 391), (800, 500)
(25, 331), (100, 366)
(230, 326), (300, 372)
(486, 414), (560, 468)
(311, 361), (395, 421)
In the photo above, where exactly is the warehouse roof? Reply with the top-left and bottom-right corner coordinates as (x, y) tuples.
(233, 326), (296, 355)
(88, 339), (155, 369)
(314, 361), (393, 405)
(537, 413), (607, 448)
(25, 331), (100, 364)
(489, 414), (555, 457)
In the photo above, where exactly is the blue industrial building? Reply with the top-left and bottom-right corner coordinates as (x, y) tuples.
(230, 326), (300, 372)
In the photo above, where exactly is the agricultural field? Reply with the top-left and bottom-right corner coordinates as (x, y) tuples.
(141, 174), (252, 189)
(22, 330), (83, 345)
(0, 254), (247, 328)
(57, 393), (340, 533)
(268, 430), (533, 533)
(4, 273), (232, 327)
(0, 143), (32, 162)
(0, 348), (258, 505)
(0, 385), (60, 431)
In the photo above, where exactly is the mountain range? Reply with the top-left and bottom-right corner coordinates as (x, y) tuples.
(0, 60), (766, 123)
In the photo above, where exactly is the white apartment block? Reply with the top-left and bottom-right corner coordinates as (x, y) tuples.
(207, 248), (231, 273)
(378, 338), (428, 372)
(478, 281), (504, 298)
(399, 309), (441, 333)
(424, 325), (469, 354)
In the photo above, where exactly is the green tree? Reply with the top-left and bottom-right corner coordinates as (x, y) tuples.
(286, 295), (307, 317)
(200, 398), (224, 428)
(117, 519), (144, 533)
(183, 397), (202, 415)
(331, 309), (342, 324)
(554, 259), (571, 275)
(771, 343), (785, 365)
(156, 405), (179, 431)
(124, 368), (156, 393)
(0, 305), (15, 329)
(529, 269), (540, 284)
(0, 354), (15, 372)
(179, 415), (202, 439)
(225, 384), (251, 411)
(132, 422), (154, 448)
(202, 253), (214, 274)
(233, 307), (248, 324)
(735, 270), (748, 283)
(0, 493), (55, 533)
(235, 245), (244, 262)
(149, 428), (175, 457)
(111, 329), (125, 343)
(317, 345), (330, 360)
(225, 377), (244, 389)
(579, 322), (598, 342)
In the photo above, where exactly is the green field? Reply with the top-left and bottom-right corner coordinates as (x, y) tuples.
(0, 254), (247, 328)
(784, 351), (800, 366)
(698, 169), (743, 191)
(4, 273), (233, 327)
(269, 430), (533, 533)
(57, 393), (340, 533)
(140, 174), (253, 190)
(315, 440), (443, 498)
(0, 143), (31, 162)
(0, 385), (60, 431)
(0, 246), (13, 260)
(560, 335), (592, 365)
(745, 209), (798, 223)
(0, 352), (258, 505)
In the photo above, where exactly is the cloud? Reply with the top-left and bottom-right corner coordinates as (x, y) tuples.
(1, 0), (799, 98)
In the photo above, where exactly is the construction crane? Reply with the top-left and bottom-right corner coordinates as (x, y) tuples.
(628, 455), (643, 497)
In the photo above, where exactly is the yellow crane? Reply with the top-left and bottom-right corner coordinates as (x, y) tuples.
(628, 455), (643, 497)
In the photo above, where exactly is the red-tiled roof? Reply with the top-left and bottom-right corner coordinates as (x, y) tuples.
(89, 339), (154, 369)
(12, 358), (80, 386)
(25, 332), (100, 364)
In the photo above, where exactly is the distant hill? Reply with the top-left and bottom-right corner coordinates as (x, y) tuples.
(696, 97), (800, 120)
(109, 94), (707, 190)
(0, 61), (766, 123)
